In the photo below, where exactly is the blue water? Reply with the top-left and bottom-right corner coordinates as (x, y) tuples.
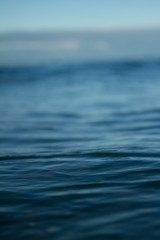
(0, 59), (160, 240)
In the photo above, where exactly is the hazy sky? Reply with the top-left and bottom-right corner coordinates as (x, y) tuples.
(1, 0), (160, 32)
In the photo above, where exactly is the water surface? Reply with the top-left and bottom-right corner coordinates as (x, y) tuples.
(0, 59), (160, 239)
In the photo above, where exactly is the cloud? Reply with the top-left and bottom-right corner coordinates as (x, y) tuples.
(0, 39), (81, 51)
(94, 40), (109, 51)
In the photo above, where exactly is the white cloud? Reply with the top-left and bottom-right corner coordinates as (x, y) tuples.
(95, 40), (109, 51)
(0, 39), (81, 51)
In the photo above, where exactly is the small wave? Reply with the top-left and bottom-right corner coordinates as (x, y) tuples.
(0, 58), (159, 83)
(1, 150), (160, 161)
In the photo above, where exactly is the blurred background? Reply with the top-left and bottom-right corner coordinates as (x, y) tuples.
(1, 1), (160, 240)
(0, 0), (160, 65)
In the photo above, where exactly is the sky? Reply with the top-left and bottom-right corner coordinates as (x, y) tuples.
(0, 0), (160, 64)
(0, 0), (160, 32)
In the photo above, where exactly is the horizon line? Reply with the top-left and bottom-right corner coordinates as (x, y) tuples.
(0, 26), (160, 35)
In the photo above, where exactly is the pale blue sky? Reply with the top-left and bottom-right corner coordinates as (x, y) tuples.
(1, 0), (160, 32)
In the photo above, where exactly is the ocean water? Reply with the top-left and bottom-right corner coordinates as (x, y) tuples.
(0, 59), (160, 240)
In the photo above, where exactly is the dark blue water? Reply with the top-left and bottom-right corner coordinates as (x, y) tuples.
(1, 59), (160, 240)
